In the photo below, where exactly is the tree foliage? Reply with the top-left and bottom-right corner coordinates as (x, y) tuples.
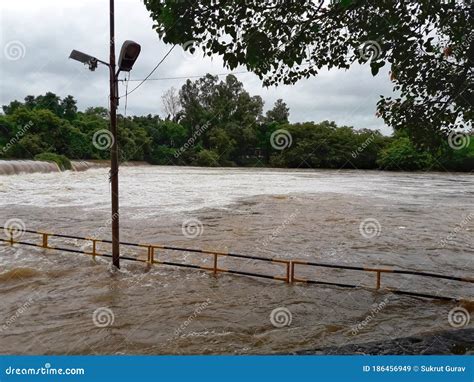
(0, 82), (472, 172)
(144, 0), (473, 148)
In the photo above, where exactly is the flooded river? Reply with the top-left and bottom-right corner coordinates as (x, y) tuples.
(0, 166), (473, 354)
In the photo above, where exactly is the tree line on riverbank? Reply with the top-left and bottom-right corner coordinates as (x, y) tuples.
(0, 74), (472, 171)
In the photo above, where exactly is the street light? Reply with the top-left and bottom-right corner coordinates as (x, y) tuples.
(69, 0), (141, 269)
(69, 50), (103, 71)
(118, 41), (141, 72)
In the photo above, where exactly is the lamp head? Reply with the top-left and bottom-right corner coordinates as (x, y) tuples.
(118, 40), (141, 72)
(69, 50), (98, 71)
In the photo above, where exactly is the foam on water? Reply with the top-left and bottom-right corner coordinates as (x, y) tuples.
(0, 166), (471, 212)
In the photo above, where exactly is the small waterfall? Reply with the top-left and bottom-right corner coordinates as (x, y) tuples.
(71, 161), (94, 172)
(0, 160), (61, 175)
(0, 160), (102, 175)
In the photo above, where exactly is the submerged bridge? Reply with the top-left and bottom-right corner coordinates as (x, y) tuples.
(1, 226), (473, 303)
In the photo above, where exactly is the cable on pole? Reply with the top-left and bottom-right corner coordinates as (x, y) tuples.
(119, 45), (176, 98)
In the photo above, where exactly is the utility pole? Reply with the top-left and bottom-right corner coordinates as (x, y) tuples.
(109, 0), (120, 268)
(70, 1), (141, 270)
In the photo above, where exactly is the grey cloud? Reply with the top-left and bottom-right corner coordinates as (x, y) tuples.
(0, 0), (394, 134)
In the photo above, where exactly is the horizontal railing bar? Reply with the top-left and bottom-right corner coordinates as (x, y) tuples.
(0, 238), (148, 263)
(4, 227), (470, 282)
(154, 261), (286, 281)
(152, 244), (276, 262)
(1, 228), (473, 300)
(0, 237), (288, 281)
(294, 278), (460, 301)
(225, 269), (280, 280)
(387, 289), (459, 302)
(5, 228), (279, 263)
(0, 240), (41, 248)
(390, 269), (472, 283)
(298, 279), (359, 289)
(292, 260), (473, 283)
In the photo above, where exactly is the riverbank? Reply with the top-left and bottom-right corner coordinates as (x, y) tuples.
(297, 328), (474, 355)
(0, 158), (473, 177)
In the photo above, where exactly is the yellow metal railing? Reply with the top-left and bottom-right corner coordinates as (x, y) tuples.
(1, 226), (473, 302)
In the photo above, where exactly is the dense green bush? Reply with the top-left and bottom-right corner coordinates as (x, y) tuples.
(34, 152), (72, 171)
(194, 149), (220, 167)
(377, 137), (434, 171)
(1, 86), (472, 172)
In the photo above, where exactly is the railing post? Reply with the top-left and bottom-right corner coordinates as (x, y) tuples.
(290, 261), (295, 283)
(213, 253), (218, 275)
(147, 246), (155, 264)
(42, 233), (48, 249)
(150, 246), (155, 264)
(286, 262), (290, 283)
(376, 271), (381, 290)
(92, 239), (97, 257)
(8, 228), (13, 246)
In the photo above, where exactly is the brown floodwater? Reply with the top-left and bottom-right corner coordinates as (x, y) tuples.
(0, 166), (472, 354)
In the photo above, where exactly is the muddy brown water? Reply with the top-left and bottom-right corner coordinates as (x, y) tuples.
(0, 167), (472, 354)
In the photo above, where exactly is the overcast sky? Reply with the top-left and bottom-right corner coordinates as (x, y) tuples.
(0, 0), (395, 134)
